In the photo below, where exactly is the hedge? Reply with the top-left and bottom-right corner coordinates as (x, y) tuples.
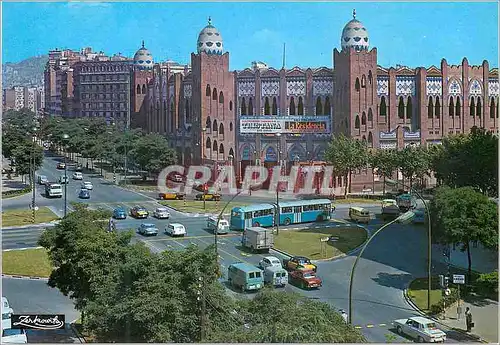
(475, 271), (498, 297)
(429, 288), (460, 315)
(2, 186), (32, 198)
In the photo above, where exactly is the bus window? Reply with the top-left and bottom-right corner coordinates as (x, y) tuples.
(282, 207), (293, 213)
(294, 206), (302, 213)
(254, 209), (272, 217)
(244, 212), (252, 219)
(232, 211), (241, 217)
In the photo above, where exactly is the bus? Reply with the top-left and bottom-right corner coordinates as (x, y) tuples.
(230, 199), (335, 230)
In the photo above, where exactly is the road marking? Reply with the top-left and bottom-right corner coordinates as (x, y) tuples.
(379, 323), (387, 327)
(354, 326), (362, 329)
(366, 324), (374, 328)
(146, 234), (239, 242)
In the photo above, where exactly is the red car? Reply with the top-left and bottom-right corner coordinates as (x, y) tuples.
(289, 269), (322, 289)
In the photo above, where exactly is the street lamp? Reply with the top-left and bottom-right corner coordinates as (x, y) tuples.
(31, 126), (38, 223)
(201, 127), (207, 164)
(385, 178), (432, 311)
(62, 134), (69, 217)
(348, 211), (416, 324)
(275, 132), (282, 235)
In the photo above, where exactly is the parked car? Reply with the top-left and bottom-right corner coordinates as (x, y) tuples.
(37, 175), (48, 185)
(72, 172), (83, 180)
(158, 191), (185, 200)
(195, 192), (221, 201)
(165, 223), (186, 237)
(78, 189), (90, 199)
(82, 181), (93, 190)
(137, 223), (159, 236)
(130, 206), (149, 219)
(289, 269), (322, 289)
(56, 162), (66, 169)
(59, 175), (69, 184)
(113, 207), (127, 219)
(283, 256), (317, 272)
(394, 317), (447, 343)
(153, 207), (170, 219)
(258, 256), (282, 270)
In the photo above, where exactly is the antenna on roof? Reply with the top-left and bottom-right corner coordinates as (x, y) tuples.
(353, 9), (356, 19)
(142, 40), (145, 48)
(282, 43), (286, 69)
(208, 16), (212, 25)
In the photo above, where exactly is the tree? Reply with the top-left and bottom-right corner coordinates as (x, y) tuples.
(370, 149), (399, 194)
(432, 127), (498, 197)
(11, 141), (44, 182)
(430, 186), (498, 282)
(130, 133), (176, 178)
(397, 145), (432, 189)
(325, 134), (368, 197)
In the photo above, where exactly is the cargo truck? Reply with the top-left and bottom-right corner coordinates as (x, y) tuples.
(241, 226), (274, 253)
(396, 193), (417, 212)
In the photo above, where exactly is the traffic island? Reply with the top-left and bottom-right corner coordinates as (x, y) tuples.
(2, 248), (52, 278)
(159, 200), (248, 214)
(2, 207), (59, 227)
(406, 277), (456, 314)
(273, 225), (368, 260)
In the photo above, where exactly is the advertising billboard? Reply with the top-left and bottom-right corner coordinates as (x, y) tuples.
(240, 116), (330, 134)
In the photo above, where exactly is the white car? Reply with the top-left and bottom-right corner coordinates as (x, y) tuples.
(153, 207), (170, 219)
(2, 297), (13, 318)
(165, 223), (186, 237)
(2, 318), (27, 344)
(72, 172), (83, 180)
(81, 181), (93, 190)
(394, 316), (446, 343)
(258, 256), (282, 270)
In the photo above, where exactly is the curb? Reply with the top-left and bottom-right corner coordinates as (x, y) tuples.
(403, 285), (487, 343)
(2, 273), (49, 281)
(70, 322), (86, 343)
(2, 221), (59, 230)
(3, 246), (44, 252)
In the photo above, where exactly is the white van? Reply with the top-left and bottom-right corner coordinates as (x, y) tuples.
(2, 318), (27, 344)
(165, 223), (186, 237)
(263, 266), (288, 287)
(349, 207), (370, 223)
(207, 216), (229, 234)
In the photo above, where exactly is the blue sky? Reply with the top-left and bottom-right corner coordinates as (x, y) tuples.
(2, 2), (498, 69)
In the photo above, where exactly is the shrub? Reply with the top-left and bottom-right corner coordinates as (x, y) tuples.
(428, 289), (460, 315)
(475, 271), (498, 296)
(2, 186), (32, 198)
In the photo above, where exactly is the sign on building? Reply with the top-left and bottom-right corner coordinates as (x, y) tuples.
(452, 274), (465, 284)
(240, 116), (331, 134)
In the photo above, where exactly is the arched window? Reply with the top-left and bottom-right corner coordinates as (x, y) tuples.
(362, 135), (367, 144)
(435, 97), (441, 118)
(289, 97), (296, 115)
(219, 91), (224, 104)
(241, 98), (247, 115)
(355, 115), (360, 129)
(264, 97), (270, 115)
(476, 98), (482, 118)
(213, 140), (218, 153)
(361, 75), (366, 88)
(490, 98), (496, 118)
(219, 143), (224, 154)
(212, 88), (217, 100)
(229, 101), (233, 111)
(380, 96), (387, 116)
(316, 97), (323, 115)
(298, 97), (304, 115)
(272, 97), (278, 115)
(428, 97), (434, 118)
(206, 84), (211, 97)
(361, 112), (367, 125)
(164, 101), (167, 132)
(398, 97), (405, 119)
(185, 99), (190, 122)
(248, 98), (254, 115)
(206, 116), (211, 132)
(368, 108), (373, 122)
(206, 137), (211, 149)
(406, 96), (413, 119)
(449, 96), (455, 117)
(368, 70), (373, 84)
(136, 84), (141, 94)
(219, 123), (224, 137)
(324, 97), (331, 115)
(230, 122), (233, 131)
(470, 97), (475, 117)
(170, 102), (174, 131)
(213, 119), (218, 132)
(368, 132), (373, 148)
(142, 84), (146, 94)
(455, 97), (461, 117)
(355, 78), (360, 92)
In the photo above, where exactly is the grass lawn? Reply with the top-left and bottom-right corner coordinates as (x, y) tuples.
(2, 248), (52, 277)
(159, 200), (248, 213)
(407, 277), (446, 312)
(2, 207), (59, 227)
(274, 225), (368, 260)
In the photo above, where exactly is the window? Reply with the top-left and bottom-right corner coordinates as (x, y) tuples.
(206, 137), (211, 149)
(212, 88), (217, 100)
(213, 119), (218, 132)
(136, 84), (141, 94)
(241, 98), (247, 115)
(142, 84), (146, 94)
(361, 112), (366, 125)
(325, 97), (331, 115)
(380, 96), (387, 116)
(244, 212), (252, 220)
(316, 97), (323, 115)
(470, 97), (475, 116)
(293, 206), (302, 213)
(255, 272), (261, 278)
(230, 122), (233, 131)
(455, 97), (461, 117)
(398, 97), (405, 119)
(248, 98), (254, 115)
(206, 84), (211, 96)
(490, 98), (496, 118)
(428, 97), (434, 118)
(298, 97), (304, 115)
(476, 98), (482, 117)
(289, 97), (296, 115)
(253, 209), (273, 217)
(449, 96), (454, 116)
(281, 207), (293, 213)
(355, 115), (360, 129)
(361, 75), (366, 88)
(272, 97), (278, 115)
(264, 97), (270, 114)
(219, 91), (224, 103)
(249, 272), (255, 279)
(355, 78), (360, 92)
(368, 108), (373, 122)
(406, 96), (413, 119)
(229, 101), (233, 111)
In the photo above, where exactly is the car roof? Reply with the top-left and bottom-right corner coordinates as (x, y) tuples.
(80, 189), (89, 192)
(169, 223), (184, 226)
(156, 207), (168, 210)
(230, 262), (261, 272)
(141, 223), (156, 227)
(409, 316), (433, 324)
(263, 256), (280, 261)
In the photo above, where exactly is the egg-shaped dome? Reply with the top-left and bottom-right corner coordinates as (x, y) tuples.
(134, 41), (154, 70)
(341, 10), (369, 52)
(197, 17), (223, 55)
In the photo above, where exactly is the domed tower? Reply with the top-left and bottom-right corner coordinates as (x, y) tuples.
(334, 9), (378, 146)
(190, 17), (235, 169)
(131, 41), (154, 129)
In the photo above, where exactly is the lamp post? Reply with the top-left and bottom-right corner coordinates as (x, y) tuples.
(201, 127), (207, 165)
(31, 126), (38, 223)
(62, 134), (69, 217)
(275, 133), (282, 235)
(348, 211), (415, 324)
(385, 178), (432, 311)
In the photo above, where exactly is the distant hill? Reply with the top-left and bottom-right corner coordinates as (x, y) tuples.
(2, 55), (48, 89)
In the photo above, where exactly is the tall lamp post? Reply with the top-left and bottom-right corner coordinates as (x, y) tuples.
(31, 126), (38, 223)
(275, 132), (282, 235)
(201, 127), (207, 164)
(385, 178), (432, 311)
(62, 134), (69, 217)
(348, 211), (416, 324)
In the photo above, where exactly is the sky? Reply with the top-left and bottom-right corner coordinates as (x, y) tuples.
(2, 2), (499, 70)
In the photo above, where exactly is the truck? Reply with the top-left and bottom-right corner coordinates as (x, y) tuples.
(396, 193), (417, 212)
(381, 199), (400, 220)
(45, 183), (63, 198)
(241, 226), (274, 253)
(227, 262), (264, 292)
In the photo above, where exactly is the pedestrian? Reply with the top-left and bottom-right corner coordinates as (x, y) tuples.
(465, 307), (474, 332)
(340, 309), (348, 323)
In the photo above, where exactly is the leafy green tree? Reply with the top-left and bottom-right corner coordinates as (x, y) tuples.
(370, 149), (399, 194)
(11, 141), (44, 181)
(432, 127), (498, 196)
(430, 186), (498, 281)
(397, 146), (432, 189)
(130, 133), (176, 178)
(325, 134), (369, 197)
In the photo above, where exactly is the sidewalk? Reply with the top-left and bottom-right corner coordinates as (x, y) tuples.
(2, 156), (29, 192)
(440, 298), (498, 343)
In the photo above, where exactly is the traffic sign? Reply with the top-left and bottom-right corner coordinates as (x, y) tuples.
(453, 274), (466, 284)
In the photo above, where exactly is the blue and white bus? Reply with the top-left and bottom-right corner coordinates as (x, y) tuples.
(230, 199), (335, 230)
